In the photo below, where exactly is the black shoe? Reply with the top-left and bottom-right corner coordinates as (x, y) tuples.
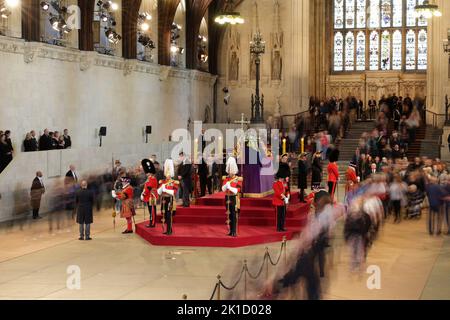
(78, 237), (84, 240)
(122, 230), (133, 234)
(231, 233), (237, 237)
(85, 237), (92, 240)
(146, 225), (152, 228)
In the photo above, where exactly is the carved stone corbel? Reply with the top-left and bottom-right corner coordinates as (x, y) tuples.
(23, 43), (38, 64)
(159, 65), (171, 81)
(123, 60), (136, 76)
(79, 52), (94, 71)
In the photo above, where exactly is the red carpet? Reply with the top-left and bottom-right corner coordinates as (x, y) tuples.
(136, 192), (311, 248)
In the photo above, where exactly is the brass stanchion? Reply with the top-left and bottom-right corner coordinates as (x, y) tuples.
(182, 294), (187, 300)
(283, 236), (287, 266)
(244, 260), (247, 300)
(265, 248), (269, 281)
(217, 275), (221, 300)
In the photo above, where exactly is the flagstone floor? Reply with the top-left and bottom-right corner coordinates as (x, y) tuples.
(0, 185), (448, 300)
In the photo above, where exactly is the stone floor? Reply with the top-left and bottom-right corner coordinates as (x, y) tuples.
(0, 186), (448, 300)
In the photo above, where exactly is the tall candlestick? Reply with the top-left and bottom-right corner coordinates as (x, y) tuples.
(218, 136), (223, 161)
(282, 139), (286, 155)
(301, 138), (304, 153)
(194, 139), (199, 164)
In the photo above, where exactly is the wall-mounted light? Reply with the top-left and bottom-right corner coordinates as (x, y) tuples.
(414, 0), (442, 19)
(444, 29), (450, 54)
(0, 0), (19, 19)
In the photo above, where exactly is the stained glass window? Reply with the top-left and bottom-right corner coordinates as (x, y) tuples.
(356, 0), (366, 28)
(406, 0), (416, 27)
(406, 29), (416, 70)
(369, 0), (380, 28)
(392, 30), (402, 70)
(370, 31), (379, 70)
(417, 29), (427, 70)
(334, 0), (344, 29)
(345, 0), (355, 28)
(381, 31), (391, 70)
(356, 31), (366, 70)
(381, 0), (392, 27)
(345, 31), (355, 71)
(332, 0), (427, 72)
(334, 32), (344, 71)
(392, 0), (402, 27)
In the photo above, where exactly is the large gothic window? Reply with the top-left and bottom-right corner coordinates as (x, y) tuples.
(332, 0), (427, 72)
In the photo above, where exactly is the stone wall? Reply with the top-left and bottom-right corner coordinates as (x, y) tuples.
(0, 142), (176, 222)
(427, 0), (450, 125)
(216, 0), (310, 124)
(0, 35), (215, 222)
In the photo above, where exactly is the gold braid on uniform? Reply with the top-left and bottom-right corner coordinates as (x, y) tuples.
(223, 176), (231, 229)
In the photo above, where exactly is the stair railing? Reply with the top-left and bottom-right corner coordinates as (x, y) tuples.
(426, 110), (445, 129)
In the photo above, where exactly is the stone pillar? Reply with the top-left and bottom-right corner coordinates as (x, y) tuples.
(309, 0), (329, 100)
(427, 0), (450, 126)
(290, 0), (310, 113)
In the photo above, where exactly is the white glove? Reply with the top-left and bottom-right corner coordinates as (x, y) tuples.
(164, 189), (175, 196)
(111, 190), (117, 199)
(228, 186), (238, 195)
(157, 185), (165, 196)
(284, 197), (289, 205)
(140, 194), (144, 202)
(221, 184), (228, 192)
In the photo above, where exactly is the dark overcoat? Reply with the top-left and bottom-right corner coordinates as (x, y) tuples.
(75, 189), (94, 224)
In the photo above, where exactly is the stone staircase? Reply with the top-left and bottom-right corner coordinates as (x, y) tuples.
(338, 120), (376, 162)
(406, 124), (443, 160)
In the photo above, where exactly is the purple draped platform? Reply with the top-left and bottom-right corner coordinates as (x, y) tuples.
(240, 146), (274, 196)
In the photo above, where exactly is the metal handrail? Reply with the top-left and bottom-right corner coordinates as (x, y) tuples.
(425, 109), (446, 129)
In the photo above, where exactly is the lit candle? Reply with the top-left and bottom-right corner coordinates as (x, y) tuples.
(301, 138), (304, 154)
(194, 139), (199, 164)
(282, 139), (286, 155)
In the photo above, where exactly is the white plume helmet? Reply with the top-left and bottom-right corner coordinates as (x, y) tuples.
(226, 156), (239, 175)
(164, 159), (175, 178)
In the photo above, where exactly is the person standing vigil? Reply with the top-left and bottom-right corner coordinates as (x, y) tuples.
(297, 152), (308, 203)
(178, 152), (192, 208)
(30, 171), (45, 219)
(75, 180), (94, 240)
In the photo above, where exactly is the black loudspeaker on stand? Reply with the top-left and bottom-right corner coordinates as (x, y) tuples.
(145, 125), (152, 143)
(99, 126), (107, 147)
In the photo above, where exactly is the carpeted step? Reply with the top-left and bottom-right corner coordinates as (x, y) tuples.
(155, 215), (308, 227)
(135, 222), (303, 247)
(196, 192), (300, 207)
(172, 204), (308, 219)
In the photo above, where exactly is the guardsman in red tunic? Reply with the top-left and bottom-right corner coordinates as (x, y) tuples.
(272, 172), (290, 232)
(222, 157), (243, 237)
(112, 177), (135, 234)
(327, 148), (340, 201)
(141, 159), (159, 228)
(158, 159), (179, 235)
(345, 162), (359, 195)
